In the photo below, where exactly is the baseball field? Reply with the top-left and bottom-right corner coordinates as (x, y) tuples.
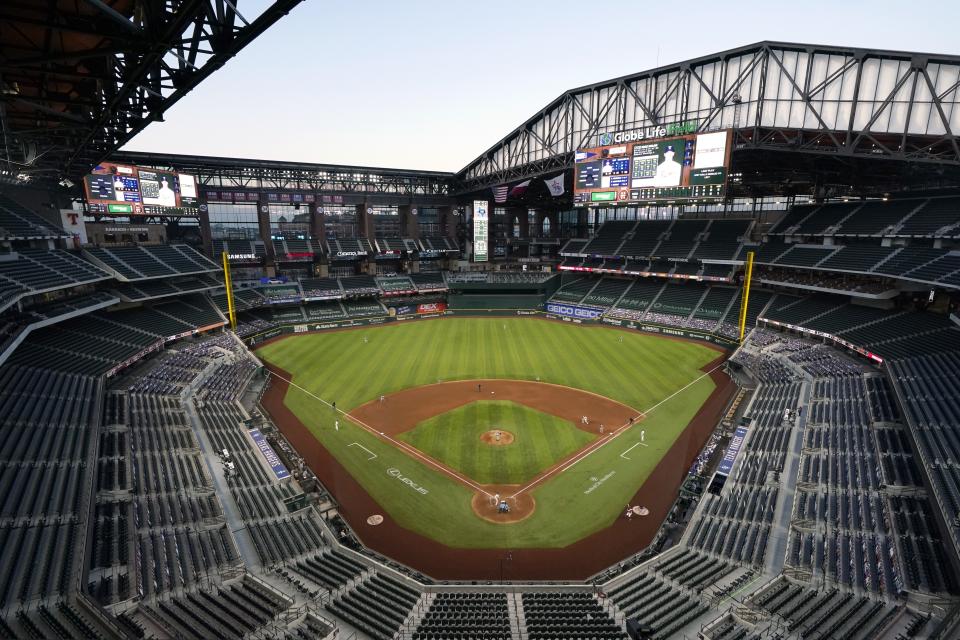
(256, 317), (726, 562)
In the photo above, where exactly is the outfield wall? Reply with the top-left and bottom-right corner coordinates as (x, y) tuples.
(242, 309), (737, 349)
(447, 292), (545, 309)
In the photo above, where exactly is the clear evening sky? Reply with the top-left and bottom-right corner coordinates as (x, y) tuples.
(122, 0), (960, 172)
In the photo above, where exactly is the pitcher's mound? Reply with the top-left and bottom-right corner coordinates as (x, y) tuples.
(480, 429), (514, 446)
(471, 485), (535, 524)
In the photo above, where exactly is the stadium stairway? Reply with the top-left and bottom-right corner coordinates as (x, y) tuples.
(509, 592), (527, 639)
(393, 591), (435, 639)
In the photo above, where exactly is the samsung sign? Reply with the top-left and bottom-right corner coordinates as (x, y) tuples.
(545, 303), (604, 319)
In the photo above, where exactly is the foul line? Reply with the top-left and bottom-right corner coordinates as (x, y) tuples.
(347, 442), (378, 460)
(265, 369), (492, 497)
(508, 361), (726, 498)
(620, 442), (647, 460)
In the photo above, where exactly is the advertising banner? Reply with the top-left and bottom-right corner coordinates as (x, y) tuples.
(59, 209), (88, 245)
(417, 302), (447, 314)
(716, 425), (749, 477)
(249, 429), (291, 480)
(544, 302), (605, 319)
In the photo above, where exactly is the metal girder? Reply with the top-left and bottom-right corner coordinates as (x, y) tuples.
(455, 41), (960, 194)
(110, 151), (454, 199)
(0, 0), (304, 181)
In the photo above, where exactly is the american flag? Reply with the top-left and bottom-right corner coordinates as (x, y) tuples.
(492, 184), (509, 203)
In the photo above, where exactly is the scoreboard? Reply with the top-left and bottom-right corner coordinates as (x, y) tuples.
(574, 129), (731, 206)
(84, 162), (200, 216)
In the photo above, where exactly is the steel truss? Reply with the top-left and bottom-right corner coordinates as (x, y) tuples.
(456, 41), (960, 194)
(111, 151), (454, 200)
(0, 0), (303, 180)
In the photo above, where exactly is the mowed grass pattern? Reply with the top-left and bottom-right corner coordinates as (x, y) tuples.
(257, 318), (716, 412)
(398, 400), (595, 484)
(257, 318), (722, 548)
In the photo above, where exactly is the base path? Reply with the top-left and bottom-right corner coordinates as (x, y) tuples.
(349, 379), (638, 437)
(258, 344), (737, 581)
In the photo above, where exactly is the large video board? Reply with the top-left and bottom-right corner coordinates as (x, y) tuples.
(573, 129), (731, 205)
(84, 162), (200, 215)
(473, 200), (489, 262)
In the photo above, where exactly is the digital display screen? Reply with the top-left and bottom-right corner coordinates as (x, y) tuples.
(84, 162), (202, 215)
(574, 129), (731, 205)
(83, 163), (143, 210)
(473, 200), (488, 262)
(601, 158), (631, 188)
(178, 174), (198, 205)
(139, 169), (180, 207)
(576, 161), (602, 189)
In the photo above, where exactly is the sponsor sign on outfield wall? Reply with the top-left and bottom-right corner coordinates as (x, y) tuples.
(417, 302), (447, 314)
(544, 303), (605, 319)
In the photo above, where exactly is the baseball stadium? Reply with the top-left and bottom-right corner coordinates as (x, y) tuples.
(1, 2), (960, 639)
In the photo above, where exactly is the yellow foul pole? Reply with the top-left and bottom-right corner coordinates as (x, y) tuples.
(738, 250), (755, 343)
(222, 251), (237, 330)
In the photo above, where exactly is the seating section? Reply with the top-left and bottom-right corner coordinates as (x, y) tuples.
(447, 271), (554, 285)
(342, 299), (385, 317)
(890, 353), (960, 558)
(522, 592), (624, 640)
(818, 244), (896, 272)
(614, 279), (665, 312)
(644, 282), (707, 324)
(327, 573), (419, 640)
(773, 245), (837, 267)
(898, 197), (960, 236)
(0, 366), (100, 611)
(0, 192), (65, 238)
(609, 570), (708, 640)
(550, 277), (598, 304)
(836, 199), (919, 235)
(7, 294), (223, 376)
(414, 593), (511, 640)
(581, 221), (636, 255)
(377, 275), (415, 292)
(284, 549), (366, 594)
(300, 277), (341, 298)
(422, 236), (458, 251)
(748, 578), (899, 640)
(410, 271), (447, 290)
(582, 278), (631, 306)
(618, 220), (672, 257)
(340, 275), (379, 295)
(112, 274), (220, 302)
(305, 300), (347, 320)
(655, 219), (708, 259)
(0, 249), (111, 311)
(144, 575), (290, 640)
(769, 197), (960, 240)
(86, 244), (219, 280)
(693, 219), (751, 260)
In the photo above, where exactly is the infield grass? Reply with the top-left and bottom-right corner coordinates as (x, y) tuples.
(398, 400), (595, 484)
(257, 317), (721, 548)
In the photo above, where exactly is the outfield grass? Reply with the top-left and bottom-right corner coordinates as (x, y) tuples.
(257, 318), (721, 548)
(397, 400), (595, 484)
